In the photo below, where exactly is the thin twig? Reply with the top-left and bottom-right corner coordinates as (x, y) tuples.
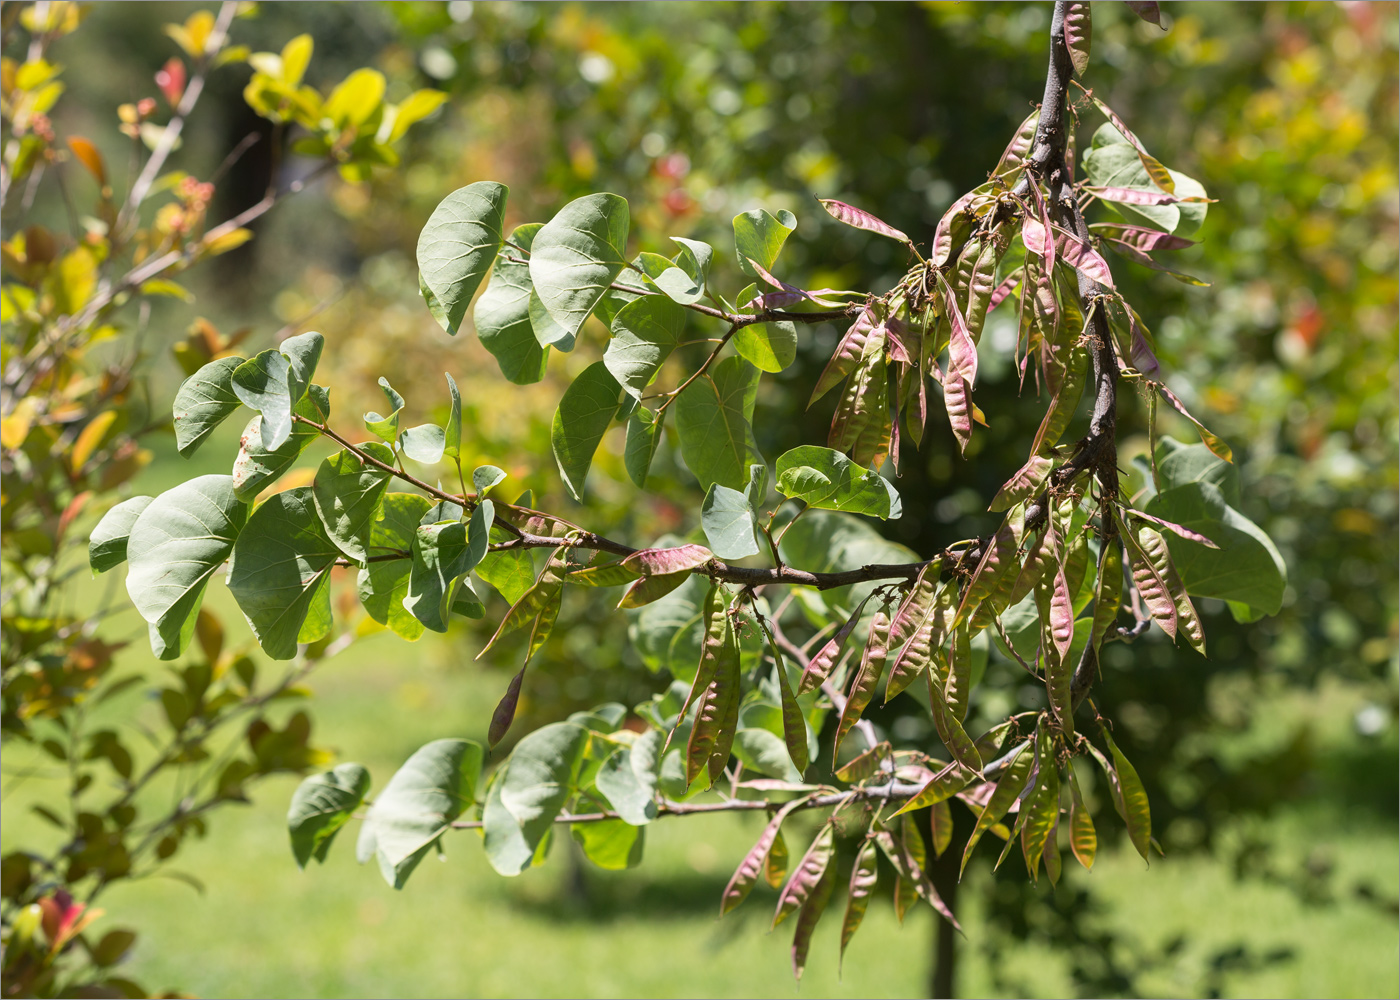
(448, 779), (926, 830)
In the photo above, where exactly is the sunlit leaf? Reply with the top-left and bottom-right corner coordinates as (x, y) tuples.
(604, 294), (685, 398)
(776, 445), (901, 519)
(89, 496), (154, 573)
(530, 193), (630, 340)
(125, 476), (246, 660)
(312, 442), (394, 562)
(288, 763), (370, 868)
(357, 493), (432, 641)
(475, 223), (550, 383)
(227, 488), (340, 659)
(357, 739), (482, 888)
(173, 357), (243, 458)
(733, 208), (797, 279)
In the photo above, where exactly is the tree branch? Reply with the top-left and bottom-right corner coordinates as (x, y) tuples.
(1022, 1), (1121, 531)
(448, 779), (925, 830)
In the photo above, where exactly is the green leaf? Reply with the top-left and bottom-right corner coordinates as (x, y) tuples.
(404, 500), (493, 633)
(624, 407), (663, 488)
(399, 423), (446, 465)
(357, 493), (433, 640)
(231, 350), (296, 450)
(173, 356), (242, 458)
(356, 739), (483, 888)
(443, 373), (463, 459)
(528, 286), (574, 350)
(603, 294), (685, 399)
(482, 722), (590, 875)
(572, 818), (644, 870)
(733, 727), (804, 782)
(701, 481), (762, 560)
(671, 237), (713, 294)
(775, 445), (902, 519)
(593, 729), (662, 825)
(417, 181), (508, 336)
(733, 320), (797, 373)
(280, 331), (324, 404)
(312, 443), (394, 562)
(231, 385), (329, 502)
(529, 192), (630, 340)
(125, 476), (247, 660)
(473, 465), (506, 497)
(1154, 437), (1240, 507)
(474, 223), (550, 384)
(675, 355), (761, 491)
(227, 487), (340, 659)
(363, 377), (403, 445)
(89, 496), (153, 573)
(631, 251), (705, 305)
(733, 208), (797, 279)
(1081, 124), (1208, 235)
(552, 361), (622, 501)
(288, 763), (370, 868)
(1144, 481), (1285, 615)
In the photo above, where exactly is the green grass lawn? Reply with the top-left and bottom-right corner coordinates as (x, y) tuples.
(5, 624), (1394, 999)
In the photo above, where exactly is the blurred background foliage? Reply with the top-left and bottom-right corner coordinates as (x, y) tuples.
(3, 2), (1396, 997)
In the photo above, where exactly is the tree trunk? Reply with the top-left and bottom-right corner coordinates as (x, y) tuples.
(929, 853), (960, 999)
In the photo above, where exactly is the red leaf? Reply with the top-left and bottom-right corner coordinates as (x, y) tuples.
(1125, 2), (1164, 28)
(991, 454), (1053, 512)
(819, 198), (910, 244)
(1064, 2), (1092, 76)
(1090, 223), (1197, 252)
(931, 185), (990, 266)
(720, 796), (812, 916)
(1153, 383), (1233, 462)
(773, 823), (835, 929)
(988, 272), (1021, 313)
(156, 57), (186, 107)
(1122, 303), (1161, 376)
(809, 307), (876, 406)
(1052, 225), (1116, 288)
(833, 611), (891, 764)
(797, 594), (872, 695)
(942, 372), (973, 454)
(1085, 185), (1209, 206)
(936, 273), (978, 386)
(1022, 214), (1050, 256)
(65, 137), (106, 186)
(1103, 238), (1210, 286)
(622, 543), (713, 576)
(1117, 512), (1179, 640)
(996, 109), (1040, 176)
(1129, 510), (1220, 548)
